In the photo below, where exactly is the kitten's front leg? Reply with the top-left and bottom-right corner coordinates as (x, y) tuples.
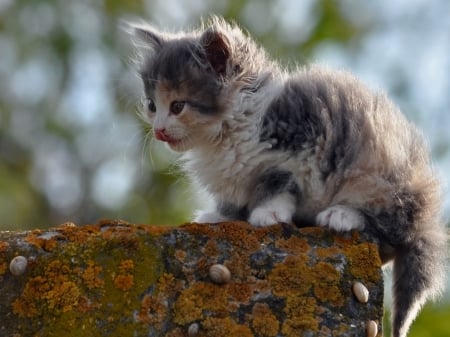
(249, 192), (296, 227)
(248, 168), (299, 227)
(194, 200), (248, 223)
(316, 205), (365, 231)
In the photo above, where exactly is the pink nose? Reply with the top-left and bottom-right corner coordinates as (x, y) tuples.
(154, 128), (171, 142)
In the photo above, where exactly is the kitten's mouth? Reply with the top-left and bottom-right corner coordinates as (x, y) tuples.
(154, 129), (188, 151)
(159, 137), (182, 147)
(157, 135), (183, 149)
(155, 130), (181, 145)
(167, 139), (188, 152)
(167, 138), (182, 147)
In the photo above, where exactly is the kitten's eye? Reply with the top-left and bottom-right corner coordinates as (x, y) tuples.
(146, 98), (156, 113)
(170, 101), (185, 115)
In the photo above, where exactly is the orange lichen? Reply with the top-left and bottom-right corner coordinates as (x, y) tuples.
(226, 252), (252, 280)
(25, 233), (58, 251)
(173, 282), (229, 325)
(182, 222), (261, 251)
(55, 225), (95, 244)
(174, 249), (187, 263)
(12, 294), (38, 318)
(157, 273), (184, 297)
(217, 222), (261, 250)
(315, 246), (342, 259)
(46, 280), (81, 312)
(314, 284), (344, 307)
(276, 236), (310, 255)
(113, 273), (134, 291)
(268, 255), (313, 297)
(284, 296), (317, 317)
(0, 242), (8, 276)
(251, 302), (279, 337)
(136, 293), (167, 327)
(298, 226), (326, 238)
(345, 243), (382, 283)
(0, 240), (9, 252)
(281, 316), (319, 337)
(12, 266), (81, 318)
(312, 262), (344, 306)
(227, 282), (252, 303)
(0, 261), (7, 275)
(334, 230), (361, 246)
(202, 317), (254, 337)
(137, 223), (175, 236)
(136, 273), (184, 328)
(203, 239), (219, 257)
(82, 261), (104, 289)
(112, 259), (135, 291)
(118, 259), (134, 271)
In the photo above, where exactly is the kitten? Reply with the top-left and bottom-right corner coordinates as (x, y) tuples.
(129, 17), (446, 337)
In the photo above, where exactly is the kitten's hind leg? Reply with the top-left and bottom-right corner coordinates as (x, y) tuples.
(249, 192), (296, 227)
(316, 205), (365, 231)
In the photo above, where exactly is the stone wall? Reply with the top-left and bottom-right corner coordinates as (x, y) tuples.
(0, 220), (383, 336)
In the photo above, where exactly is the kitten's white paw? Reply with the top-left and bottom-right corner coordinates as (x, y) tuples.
(249, 207), (291, 227)
(194, 211), (228, 224)
(316, 205), (365, 231)
(248, 193), (295, 227)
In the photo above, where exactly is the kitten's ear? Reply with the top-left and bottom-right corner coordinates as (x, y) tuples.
(200, 28), (231, 76)
(125, 22), (164, 51)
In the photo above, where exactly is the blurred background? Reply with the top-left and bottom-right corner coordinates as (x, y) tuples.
(0, 0), (449, 335)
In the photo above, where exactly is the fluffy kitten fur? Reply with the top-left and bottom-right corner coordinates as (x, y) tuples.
(130, 17), (446, 337)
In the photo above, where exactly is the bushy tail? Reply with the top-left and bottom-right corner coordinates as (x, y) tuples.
(392, 229), (447, 337)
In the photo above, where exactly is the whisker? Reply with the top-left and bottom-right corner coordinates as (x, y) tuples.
(143, 130), (156, 168)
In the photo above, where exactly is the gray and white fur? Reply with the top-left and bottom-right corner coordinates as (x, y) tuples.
(129, 17), (446, 337)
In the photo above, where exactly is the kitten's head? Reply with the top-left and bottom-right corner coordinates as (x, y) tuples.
(129, 17), (270, 152)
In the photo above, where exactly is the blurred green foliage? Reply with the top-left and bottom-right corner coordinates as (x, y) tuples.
(0, 1), (449, 334)
(384, 303), (450, 337)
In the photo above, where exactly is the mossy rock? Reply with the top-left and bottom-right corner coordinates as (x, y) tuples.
(0, 220), (383, 336)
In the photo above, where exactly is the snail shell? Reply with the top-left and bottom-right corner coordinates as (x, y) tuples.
(352, 281), (369, 303)
(188, 322), (199, 336)
(366, 320), (378, 337)
(9, 256), (28, 276)
(209, 264), (231, 284)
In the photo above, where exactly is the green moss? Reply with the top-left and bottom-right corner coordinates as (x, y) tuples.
(10, 222), (165, 337)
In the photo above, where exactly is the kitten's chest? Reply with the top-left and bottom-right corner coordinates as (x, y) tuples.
(187, 141), (274, 205)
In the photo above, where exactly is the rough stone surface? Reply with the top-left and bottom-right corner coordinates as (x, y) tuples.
(0, 220), (383, 336)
